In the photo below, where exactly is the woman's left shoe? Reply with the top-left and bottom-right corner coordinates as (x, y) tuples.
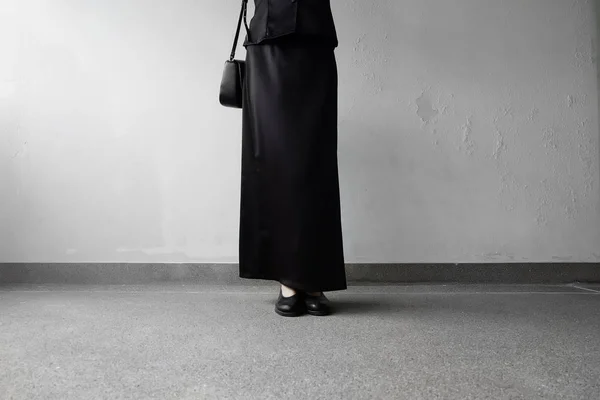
(303, 292), (331, 316)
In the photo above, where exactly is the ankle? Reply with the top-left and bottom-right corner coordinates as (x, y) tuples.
(281, 284), (297, 297)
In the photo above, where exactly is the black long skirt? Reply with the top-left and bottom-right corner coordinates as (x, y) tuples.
(239, 35), (347, 293)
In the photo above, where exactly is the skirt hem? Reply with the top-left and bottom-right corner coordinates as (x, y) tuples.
(239, 273), (347, 293)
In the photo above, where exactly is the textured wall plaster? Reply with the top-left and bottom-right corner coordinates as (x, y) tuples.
(0, 0), (598, 263)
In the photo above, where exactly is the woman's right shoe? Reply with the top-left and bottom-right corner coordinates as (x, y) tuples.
(275, 288), (306, 317)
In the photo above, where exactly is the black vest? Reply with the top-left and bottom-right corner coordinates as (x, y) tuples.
(243, 0), (338, 47)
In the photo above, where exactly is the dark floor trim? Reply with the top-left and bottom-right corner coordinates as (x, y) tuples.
(0, 263), (599, 284)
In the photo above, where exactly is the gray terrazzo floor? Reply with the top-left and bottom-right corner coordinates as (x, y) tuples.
(1, 283), (599, 399)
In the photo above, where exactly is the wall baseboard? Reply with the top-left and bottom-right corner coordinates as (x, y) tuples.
(0, 263), (599, 284)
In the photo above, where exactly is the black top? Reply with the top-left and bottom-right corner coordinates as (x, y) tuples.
(243, 0), (338, 47)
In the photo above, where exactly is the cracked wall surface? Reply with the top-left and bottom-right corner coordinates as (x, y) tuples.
(0, 0), (599, 263)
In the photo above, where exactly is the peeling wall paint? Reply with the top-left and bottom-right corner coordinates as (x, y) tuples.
(0, 0), (599, 263)
(335, 0), (600, 262)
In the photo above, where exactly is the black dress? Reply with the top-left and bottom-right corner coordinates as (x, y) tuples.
(238, 0), (346, 293)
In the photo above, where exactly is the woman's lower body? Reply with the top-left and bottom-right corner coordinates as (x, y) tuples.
(239, 34), (347, 295)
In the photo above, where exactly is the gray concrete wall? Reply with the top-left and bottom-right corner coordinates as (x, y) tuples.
(0, 0), (598, 263)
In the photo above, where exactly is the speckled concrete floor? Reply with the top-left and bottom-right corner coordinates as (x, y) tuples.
(1, 283), (599, 399)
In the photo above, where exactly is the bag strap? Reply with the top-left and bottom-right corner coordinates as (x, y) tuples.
(229, 0), (250, 61)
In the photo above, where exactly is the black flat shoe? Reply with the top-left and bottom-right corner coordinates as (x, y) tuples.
(275, 288), (306, 317)
(303, 292), (331, 316)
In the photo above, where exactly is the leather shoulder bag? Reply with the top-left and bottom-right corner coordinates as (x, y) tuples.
(219, 0), (250, 109)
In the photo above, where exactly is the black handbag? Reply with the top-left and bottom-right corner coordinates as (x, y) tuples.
(219, 0), (250, 109)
